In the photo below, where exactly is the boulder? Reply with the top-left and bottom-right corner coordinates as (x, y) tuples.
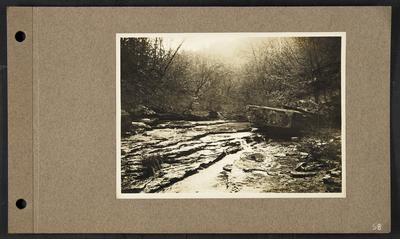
(139, 118), (158, 125)
(131, 121), (151, 129)
(130, 121), (152, 134)
(244, 153), (265, 162)
(290, 171), (317, 178)
(208, 111), (220, 119)
(223, 164), (233, 172)
(322, 174), (335, 184)
(295, 162), (307, 171)
(246, 105), (307, 135)
(130, 105), (156, 118)
(329, 170), (341, 177)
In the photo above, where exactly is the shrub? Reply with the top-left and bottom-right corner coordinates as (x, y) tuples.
(139, 153), (164, 178)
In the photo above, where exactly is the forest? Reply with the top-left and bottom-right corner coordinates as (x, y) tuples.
(120, 36), (341, 128)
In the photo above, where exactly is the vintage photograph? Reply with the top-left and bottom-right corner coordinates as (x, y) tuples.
(117, 33), (345, 197)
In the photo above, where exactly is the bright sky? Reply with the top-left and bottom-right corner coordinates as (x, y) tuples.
(163, 36), (242, 52)
(160, 35), (274, 67)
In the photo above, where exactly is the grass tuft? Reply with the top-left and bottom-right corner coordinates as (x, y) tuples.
(139, 153), (164, 178)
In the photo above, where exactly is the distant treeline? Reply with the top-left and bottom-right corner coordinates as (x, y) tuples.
(121, 37), (341, 126)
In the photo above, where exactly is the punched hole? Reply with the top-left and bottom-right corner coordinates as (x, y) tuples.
(15, 31), (26, 42)
(16, 199), (27, 209)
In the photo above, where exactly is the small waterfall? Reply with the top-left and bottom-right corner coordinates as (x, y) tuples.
(238, 138), (252, 153)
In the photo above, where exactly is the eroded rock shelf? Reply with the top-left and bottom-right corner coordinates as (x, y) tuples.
(121, 120), (341, 194)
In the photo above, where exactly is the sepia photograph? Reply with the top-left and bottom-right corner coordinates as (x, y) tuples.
(116, 33), (345, 198)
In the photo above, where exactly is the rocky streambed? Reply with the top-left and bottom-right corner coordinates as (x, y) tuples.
(121, 120), (342, 194)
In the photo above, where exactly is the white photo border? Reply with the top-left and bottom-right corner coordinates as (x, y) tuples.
(116, 32), (346, 199)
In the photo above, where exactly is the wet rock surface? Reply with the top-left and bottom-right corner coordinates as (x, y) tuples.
(121, 120), (342, 194)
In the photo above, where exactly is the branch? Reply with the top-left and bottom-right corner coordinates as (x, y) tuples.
(160, 40), (184, 81)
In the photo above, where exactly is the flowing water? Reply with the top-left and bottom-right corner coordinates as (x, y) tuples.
(162, 136), (251, 193)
